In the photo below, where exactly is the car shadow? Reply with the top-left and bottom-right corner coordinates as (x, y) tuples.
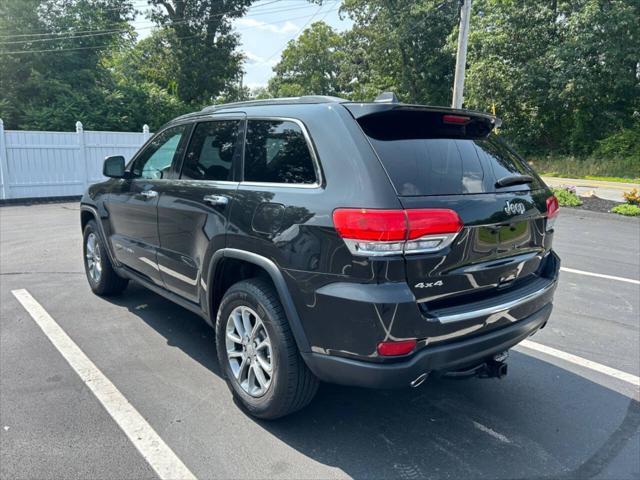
(109, 283), (640, 480)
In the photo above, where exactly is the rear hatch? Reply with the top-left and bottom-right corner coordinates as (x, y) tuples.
(345, 104), (557, 329)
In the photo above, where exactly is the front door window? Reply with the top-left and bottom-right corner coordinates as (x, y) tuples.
(131, 125), (187, 179)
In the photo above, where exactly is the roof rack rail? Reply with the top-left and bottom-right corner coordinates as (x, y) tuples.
(200, 95), (346, 114)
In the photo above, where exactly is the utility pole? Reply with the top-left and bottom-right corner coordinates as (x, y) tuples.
(452, 0), (472, 109)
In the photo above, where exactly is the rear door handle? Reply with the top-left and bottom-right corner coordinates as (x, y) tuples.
(203, 194), (229, 206)
(140, 190), (158, 198)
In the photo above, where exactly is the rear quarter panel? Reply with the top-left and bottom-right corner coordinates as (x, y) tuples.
(225, 104), (408, 355)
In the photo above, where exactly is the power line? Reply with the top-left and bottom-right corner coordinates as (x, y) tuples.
(0, 28), (134, 45)
(0, 7), (340, 55)
(0, 0), (298, 39)
(0, 1), (324, 47)
(0, 0), (283, 39)
(260, 0), (337, 66)
(1, 3), (323, 44)
(0, 0), (149, 36)
(258, 0), (455, 83)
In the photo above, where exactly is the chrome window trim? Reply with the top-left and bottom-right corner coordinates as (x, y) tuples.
(175, 179), (240, 187)
(240, 116), (323, 189)
(239, 181), (320, 190)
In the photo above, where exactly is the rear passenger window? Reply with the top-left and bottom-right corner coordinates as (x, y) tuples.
(243, 120), (317, 184)
(181, 120), (241, 181)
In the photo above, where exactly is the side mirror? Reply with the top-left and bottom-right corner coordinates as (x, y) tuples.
(103, 155), (126, 178)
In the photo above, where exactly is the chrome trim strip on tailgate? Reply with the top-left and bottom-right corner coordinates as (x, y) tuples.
(436, 280), (556, 324)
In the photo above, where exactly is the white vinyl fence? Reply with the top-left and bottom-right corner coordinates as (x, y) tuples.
(0, 119), (151, 200)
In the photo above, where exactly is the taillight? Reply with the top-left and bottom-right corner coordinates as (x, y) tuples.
(332, 209), (406, 241)
(332, 208), (463, 256)
(405, 209), (463, 238)
(546, 195), (559, 231)
(377, 339), (417, 356)
(546, 195), (559, 218)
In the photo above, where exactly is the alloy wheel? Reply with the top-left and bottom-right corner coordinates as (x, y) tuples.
(225, 305), (273, 397)
(85, 233), (102, 283)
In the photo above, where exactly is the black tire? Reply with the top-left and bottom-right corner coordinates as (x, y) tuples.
(216, 278), (319, 419)
(83, 220), (128, 296)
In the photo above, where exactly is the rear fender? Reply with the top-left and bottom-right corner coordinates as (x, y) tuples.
(205, 248), (311, 353)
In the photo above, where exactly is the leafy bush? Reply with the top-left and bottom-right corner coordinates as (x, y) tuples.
(611, 204), (640, 216)
(622, 188), (640, 206)
(551, 187), (583, 207)
(593, 124), (640, 163)
(531, 155), (639, 181)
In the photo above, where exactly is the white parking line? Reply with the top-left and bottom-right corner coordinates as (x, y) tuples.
(518, 340), (640, 387)
(560, 267), (640, 285)
(471, 421), (511, 444)
(11, 289), (197, 480)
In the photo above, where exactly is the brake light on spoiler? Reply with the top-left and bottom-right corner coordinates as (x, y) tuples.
(333, 208), (463, 256)
(442, 114), (471, 125)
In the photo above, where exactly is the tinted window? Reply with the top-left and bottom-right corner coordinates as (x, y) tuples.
(131, 125), (186, 179)
(181, 120), (240, 181)
(474, 138), (535, 181)
(244, 120), (317, 184)
(359, 112), (540, 196)
(370, 138), (497, 196)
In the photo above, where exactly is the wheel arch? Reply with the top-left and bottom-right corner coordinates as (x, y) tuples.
(80, 209), (94, 231)
(80, 204), (120, 268)
(206, 249), (311, 353)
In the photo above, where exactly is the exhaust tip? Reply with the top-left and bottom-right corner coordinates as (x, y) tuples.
(410, 372), (429, 388)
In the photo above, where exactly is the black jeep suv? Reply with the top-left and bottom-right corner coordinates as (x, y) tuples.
(81, 95), (560, 419)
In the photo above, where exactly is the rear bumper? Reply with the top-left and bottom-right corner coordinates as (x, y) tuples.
(301, 303), (552, 388)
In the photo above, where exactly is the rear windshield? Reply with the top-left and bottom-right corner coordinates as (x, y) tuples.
(358, 112), (542, 196)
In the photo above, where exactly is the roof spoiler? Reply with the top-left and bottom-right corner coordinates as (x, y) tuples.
(343, 103), (502, 130)
(344, 104), (502, 140)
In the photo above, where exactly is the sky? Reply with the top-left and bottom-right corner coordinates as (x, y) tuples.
(134, 0), (352, 89)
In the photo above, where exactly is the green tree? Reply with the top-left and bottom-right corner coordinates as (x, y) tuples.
(339, 0), (459, 104)
(250, 86), (272, 100)
(147, 0), (253, 105)
(268, 21), (347, 97)
(465, 0), (640, 155)
(0, 0), (136, 130)
(107, 28), (181, 96)
(103, 28), (190, 130)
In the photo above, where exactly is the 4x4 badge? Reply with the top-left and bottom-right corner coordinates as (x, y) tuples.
(415, 280), (444, 289)
(504, 200), (526, 215)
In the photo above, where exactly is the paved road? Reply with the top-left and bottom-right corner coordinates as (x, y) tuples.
(1, 202), (639, 479)
(542, 176), (639, 203)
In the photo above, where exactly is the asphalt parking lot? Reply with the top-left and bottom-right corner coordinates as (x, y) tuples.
(1, 202), (639, 480)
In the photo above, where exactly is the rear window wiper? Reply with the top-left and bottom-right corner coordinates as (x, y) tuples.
(495, 174), (534, 188)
